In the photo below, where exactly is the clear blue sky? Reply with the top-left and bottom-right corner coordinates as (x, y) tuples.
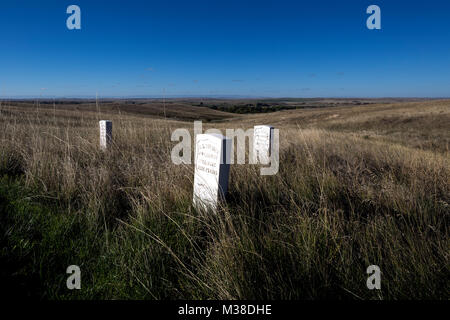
(1, 0), (450, 98)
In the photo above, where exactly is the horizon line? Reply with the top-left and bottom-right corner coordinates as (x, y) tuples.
(0, 95), (448, 100)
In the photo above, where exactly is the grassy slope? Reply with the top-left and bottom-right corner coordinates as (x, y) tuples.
(0, 99), (448, 299)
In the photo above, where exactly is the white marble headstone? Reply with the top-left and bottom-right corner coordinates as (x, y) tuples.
(193, 133), (231, 212)
(253, 125), (274, 164)
(99, 120), (112, 149)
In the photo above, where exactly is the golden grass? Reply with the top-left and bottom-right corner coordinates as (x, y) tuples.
(0, 99), (448, 299)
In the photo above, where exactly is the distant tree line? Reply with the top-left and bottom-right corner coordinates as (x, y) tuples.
(201, 102), (304, 114)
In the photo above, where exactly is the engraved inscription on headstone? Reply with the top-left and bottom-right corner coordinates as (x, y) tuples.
(193, 133), (231, 211)
(253, 125), (274, 164)
(99, 120), (112, 149)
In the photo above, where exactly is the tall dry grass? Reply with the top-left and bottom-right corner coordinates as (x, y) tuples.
(0, 101), (448, 299)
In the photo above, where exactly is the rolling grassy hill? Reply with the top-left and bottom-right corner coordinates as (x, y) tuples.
(0, 98), (448, 299)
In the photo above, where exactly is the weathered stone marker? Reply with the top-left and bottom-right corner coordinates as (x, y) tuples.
(253, 125), (274, 164)
(99, 120), (112, 149)
(193, 133), (231, 212)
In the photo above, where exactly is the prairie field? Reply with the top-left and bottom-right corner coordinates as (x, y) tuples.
(0, 99), (448, 299)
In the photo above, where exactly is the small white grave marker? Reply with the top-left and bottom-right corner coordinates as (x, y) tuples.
(99, 120), (112, 149)
(253, 125), (274, 164)
(193, 133), (231, 212)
